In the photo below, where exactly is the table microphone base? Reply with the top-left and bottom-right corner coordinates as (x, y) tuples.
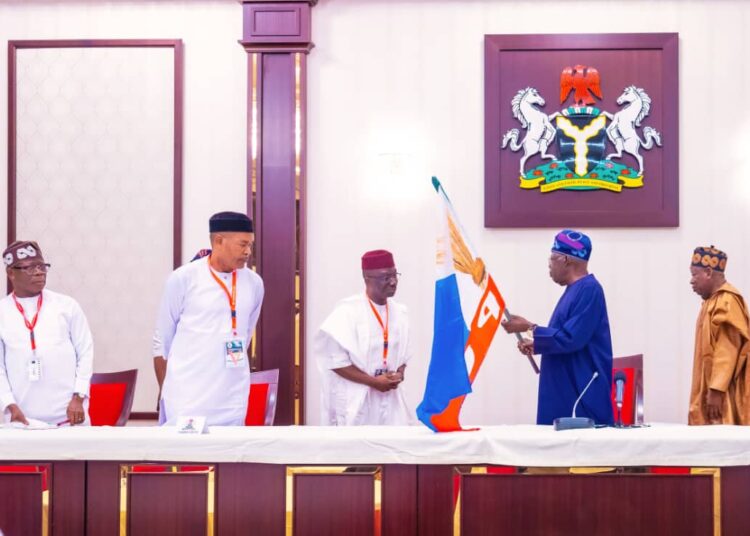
(554, 417), (595, 431)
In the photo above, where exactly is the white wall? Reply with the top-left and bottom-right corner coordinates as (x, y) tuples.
(0, 0), (249, 412)
(14, 46), (176, 415)
(306, 0), (750, 425)
(2, 0), (749, 424)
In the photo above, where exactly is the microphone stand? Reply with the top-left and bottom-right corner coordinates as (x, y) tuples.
(554, 372), (598, 430)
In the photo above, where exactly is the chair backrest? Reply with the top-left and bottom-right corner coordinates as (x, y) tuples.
(89, 369), (138, 426)
(245, 369), (279, 426)
(611, 354), (644, 425)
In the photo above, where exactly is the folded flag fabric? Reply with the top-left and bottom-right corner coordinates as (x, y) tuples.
(416, 177), (506, 432)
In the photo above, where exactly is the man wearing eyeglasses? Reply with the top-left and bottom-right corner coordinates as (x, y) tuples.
(0, 241), (93, 426)
(501, 230), (614, 426)
(315, 249), (413, 425)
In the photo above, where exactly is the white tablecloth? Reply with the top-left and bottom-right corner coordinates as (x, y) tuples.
(1, 424), (749, 467)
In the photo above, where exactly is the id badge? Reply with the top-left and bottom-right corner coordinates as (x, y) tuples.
(28, 357), (42, 382)
(224, 339), (246, 369)
(374, 368), (388, 377)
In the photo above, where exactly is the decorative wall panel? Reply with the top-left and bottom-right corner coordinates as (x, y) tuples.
(9, 40), (183, 413)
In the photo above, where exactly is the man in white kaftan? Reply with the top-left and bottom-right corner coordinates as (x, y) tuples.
(153, 249), (212, 425)
(0, 241), (93, 426)
(315, 249), (413, 425)
(156, 212), (264, 426)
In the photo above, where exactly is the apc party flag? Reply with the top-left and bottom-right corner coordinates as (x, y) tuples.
(416, 177), (506, 432)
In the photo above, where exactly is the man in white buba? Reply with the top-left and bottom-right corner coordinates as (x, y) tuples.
(0, 241), (93, 426)
(156, 212), (264, 426)
(316, 249), (413, 425)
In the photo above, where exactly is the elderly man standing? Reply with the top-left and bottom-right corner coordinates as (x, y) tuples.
(315, 250), (412, 425)
(688, 246), (750, 425)
(502, 230), (614, 426)
(156, 212), (264, 426)
(0, 241), (93, 426)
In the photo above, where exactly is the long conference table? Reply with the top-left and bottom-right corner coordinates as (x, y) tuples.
(2, 423), (750, 535)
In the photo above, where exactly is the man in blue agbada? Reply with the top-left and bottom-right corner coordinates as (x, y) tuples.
(501, 230), (614, 425)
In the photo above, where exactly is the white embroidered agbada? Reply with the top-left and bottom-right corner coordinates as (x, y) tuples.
(315, 294), (413, 425)
(0, 290), (93, 425)
(156, 257), (264, 426)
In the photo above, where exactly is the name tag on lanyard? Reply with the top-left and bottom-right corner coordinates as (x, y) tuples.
(208, 262), (247, 369)
(367, 297), (390, 375)
(224, 339), (246, 369)
(12, 292), (44, 381)
(28, 356), (42, 382)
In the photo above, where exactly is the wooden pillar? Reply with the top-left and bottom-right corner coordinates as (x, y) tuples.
(240, 1), (315, 425)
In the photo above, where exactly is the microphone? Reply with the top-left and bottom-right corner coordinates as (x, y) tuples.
(554, 371), (598, 431)
(614, 370), (627, 427)
(614, 371), (626, 409)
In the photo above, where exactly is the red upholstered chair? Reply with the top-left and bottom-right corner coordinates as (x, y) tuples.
(245, 369), (279, 426)
(88, 369), (138, 426)
(0, 465), (49, 491)
(611, 354), (644, 426)
(650, 466), (690, 474)
(132, 464), (211, 473)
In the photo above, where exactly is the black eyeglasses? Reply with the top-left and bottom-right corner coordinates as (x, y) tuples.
(366, 272), (401, 282)
(12, 263), (51, 275)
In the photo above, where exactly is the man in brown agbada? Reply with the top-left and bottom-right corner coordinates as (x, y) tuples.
(689, 246), (750, 425)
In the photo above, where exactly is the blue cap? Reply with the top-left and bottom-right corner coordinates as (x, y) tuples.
(552, 230), (592, 261)
(191, 249), (212, 262)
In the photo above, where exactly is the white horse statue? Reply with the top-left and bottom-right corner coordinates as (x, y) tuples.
(501, 87), (558, 178)
(604, 86), (662, 176)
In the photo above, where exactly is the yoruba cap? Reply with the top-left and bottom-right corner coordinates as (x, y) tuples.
(361, 249), (395, 270)
(552, 230), (592, 261)
(3, 241), (43, 268)
(692, 246), (727, 272)
(209, 211), (253, 233)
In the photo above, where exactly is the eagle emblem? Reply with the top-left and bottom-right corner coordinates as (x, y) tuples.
(560, 65), (602, 106)
(501, 64), (663, 193)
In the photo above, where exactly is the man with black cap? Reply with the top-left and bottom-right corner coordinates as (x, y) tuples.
(155, 212), (264, 426)
(501, 230), (614, 426)
(0, 241), (93, 426)
(689, 246), (750, 425)
(152, 247), (213, 424)
(314, 249), (413, 425)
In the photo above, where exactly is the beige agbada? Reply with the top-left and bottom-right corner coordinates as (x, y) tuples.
(689, 283), (750, 425)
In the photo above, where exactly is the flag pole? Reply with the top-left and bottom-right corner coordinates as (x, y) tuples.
(432, 176), (539, 375)
(503, 309), (540, 374)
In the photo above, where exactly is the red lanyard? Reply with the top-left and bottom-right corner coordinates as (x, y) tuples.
(208, 260), (238, 336)
(367, 298), (389, 369)
(12, 292), (43, 352)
